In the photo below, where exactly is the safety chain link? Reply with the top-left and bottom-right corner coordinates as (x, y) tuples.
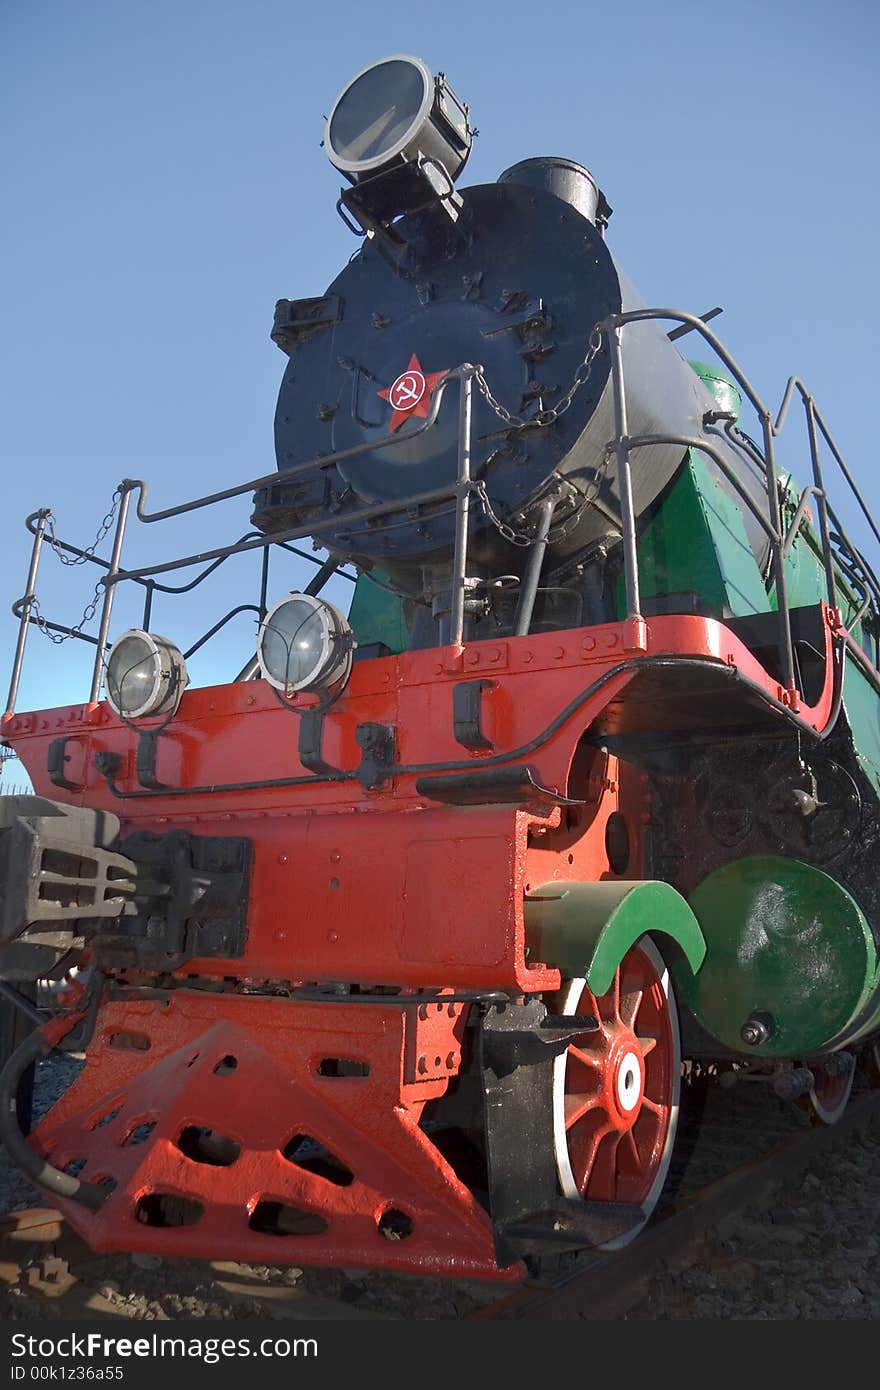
(30, 489), (121, 644)
(472, 479), (534, 547)
(473, 324), (605, 430)
(30, 584), (105, 646)
(474, 448), (616, 552)
(45, 489), (121, 567)
(472, 324), (610, 548)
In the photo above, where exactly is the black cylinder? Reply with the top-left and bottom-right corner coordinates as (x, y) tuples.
(499, 157), (601, 224)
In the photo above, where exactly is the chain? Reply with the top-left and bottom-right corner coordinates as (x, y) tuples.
(30, 488), (121, 644)
(470, 325), (607, 547)
(474, 324), (605, 430)
(472, 479), (534, 547)
(30, 584), (105, 646)
(44, 488), (121, 567)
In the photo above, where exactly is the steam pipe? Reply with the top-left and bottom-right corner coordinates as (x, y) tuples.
(513, 496), (557, 636)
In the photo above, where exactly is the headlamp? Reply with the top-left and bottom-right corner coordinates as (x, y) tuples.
(325, 55), (473, 236)
(257, 594), (355, 696)
(104, 629), (188, 721)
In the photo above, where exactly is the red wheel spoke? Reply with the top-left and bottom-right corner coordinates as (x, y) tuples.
(588, 1129), (621, 1199)
(619, 987), (643, 1028)
(638, 1033), (658, 1058)
(568, 1044), (602, 1069)
(570, 1121), (613, 1197)
(612, 968), (621, 1024)
(624, 1127), (641, 1168)
(640, 1096), (664, 1117)
(564, 1093), (603, 1130)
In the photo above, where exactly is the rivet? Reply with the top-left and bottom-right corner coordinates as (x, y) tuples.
(278, 853), (289, 864)
(328, 931), (339, 943)
(522, 651), (533, 663)
(330, 850), (341, 863)
(554, 646), (565, 659)
(274, 929), (287, 942)
(582, 635), (596, 652)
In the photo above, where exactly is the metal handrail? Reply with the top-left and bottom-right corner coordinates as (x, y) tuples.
(600, 308), (796, 691)
(3, 367), (480, 714)
(6, 309), (880, 722)
(599, 307), (880, 704)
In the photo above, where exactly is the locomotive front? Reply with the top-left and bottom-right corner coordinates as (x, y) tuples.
(256, 55), (757, 645)
(1, 54), (880, 1281)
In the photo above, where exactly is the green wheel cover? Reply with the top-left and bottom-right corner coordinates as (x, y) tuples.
(678, 856), (877, 1056)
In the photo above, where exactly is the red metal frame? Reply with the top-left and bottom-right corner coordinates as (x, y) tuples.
(35, 991), (518, 1277)
(1, 611), (837, 1276)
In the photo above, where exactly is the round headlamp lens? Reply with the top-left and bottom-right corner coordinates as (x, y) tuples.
(258, 595), (354, 695)
(261, 599), (326, 688)
(106, 633), (157, 714)
(104, 629), (188, 720)
(328, 58), (428, 169)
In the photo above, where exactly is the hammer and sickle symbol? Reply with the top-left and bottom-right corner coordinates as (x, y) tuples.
(391, 372), (424, 408)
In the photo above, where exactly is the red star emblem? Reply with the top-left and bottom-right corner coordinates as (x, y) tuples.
(378, 354), (448, 432)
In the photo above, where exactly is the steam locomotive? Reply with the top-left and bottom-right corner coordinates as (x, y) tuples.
(2, 54), (879, 1280)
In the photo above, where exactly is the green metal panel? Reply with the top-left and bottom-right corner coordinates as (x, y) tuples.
(347, 573), (408, 654)
(615, 361), (766, 620)
(689, 360), (743, 422)
(630, 449), (768, 619)
(771, 470), (870, 636)
(770, 471), (880, 795)
(771, 476), (858, 620)
(524, 879), (706, 994)
(838, 662), (880, 797)
(678, 855), (877, 1057)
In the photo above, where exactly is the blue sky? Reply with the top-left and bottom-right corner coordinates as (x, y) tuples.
(2, 0), (878, 714)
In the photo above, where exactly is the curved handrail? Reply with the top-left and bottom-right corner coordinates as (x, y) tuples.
(8, 311), (880, 720)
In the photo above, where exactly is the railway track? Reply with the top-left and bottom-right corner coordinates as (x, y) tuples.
(480, 1086), (880, 1319)
(3, 1082), (879, 1321)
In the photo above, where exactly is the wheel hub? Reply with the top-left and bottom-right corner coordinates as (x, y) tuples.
(612, 1043), (645, 1118)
